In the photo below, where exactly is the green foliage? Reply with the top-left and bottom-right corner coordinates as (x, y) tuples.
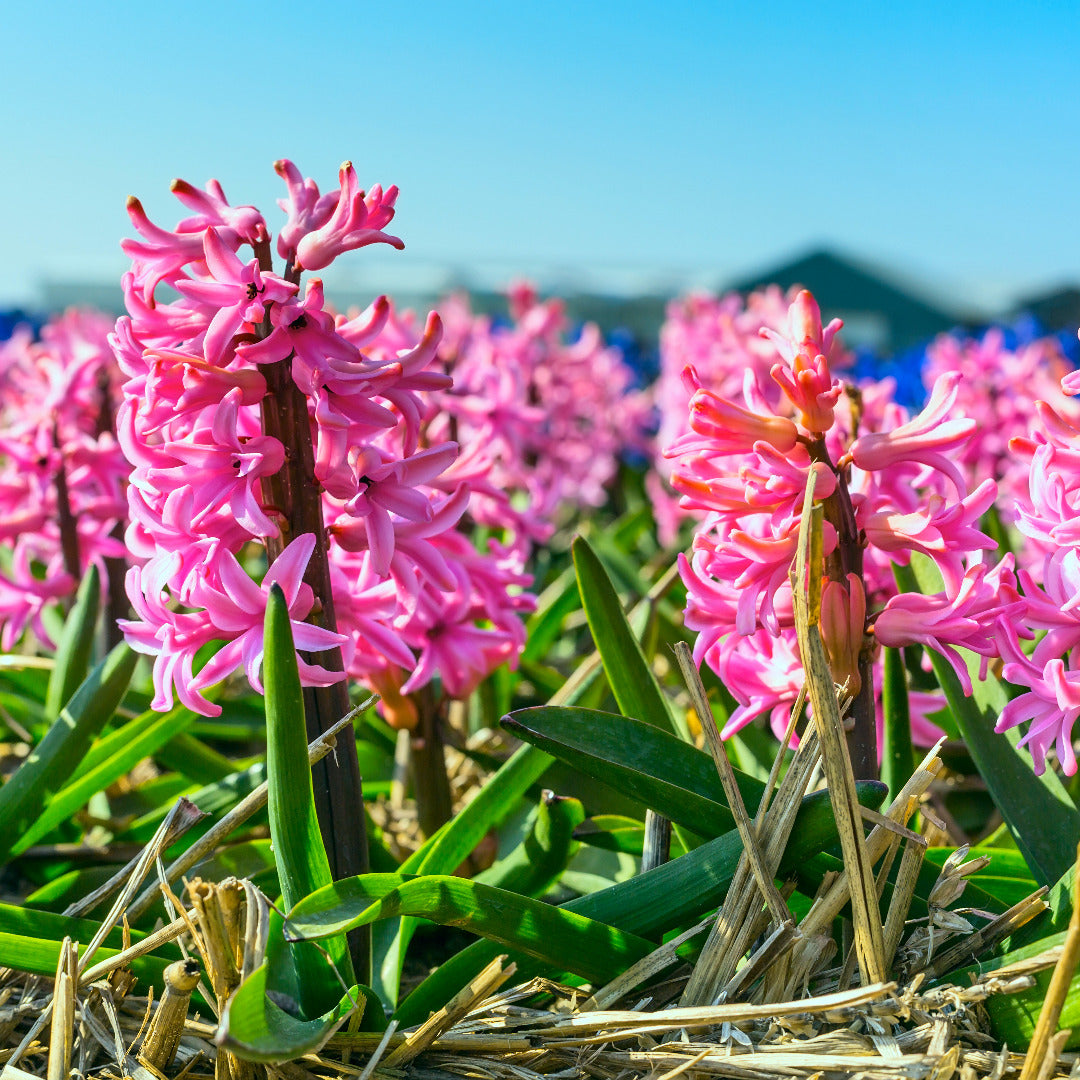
(43, 562), (100, 724)
(0, 643), (136, 865)
(392, 780), (887, 1025)
(218, 960), (362, 1064)
(572, 536), (688, 740)
(263, 583), (353, 1017)
(289, 873), (658, 985)
(503, 705), (765, 838)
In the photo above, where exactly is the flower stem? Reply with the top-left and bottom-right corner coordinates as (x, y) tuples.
(51, 423), (81, 589)
(808, 436), (878, 778)
(255, 242), (370, 979)
(410, 683), (454, 840)
(94, 372), (128, 649)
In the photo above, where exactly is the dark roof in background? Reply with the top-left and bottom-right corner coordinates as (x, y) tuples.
(1014, 286), (1080, 335)
(730, 249), (965, 352)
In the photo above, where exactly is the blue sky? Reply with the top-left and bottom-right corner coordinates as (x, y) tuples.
(3, 2), (1079, 312)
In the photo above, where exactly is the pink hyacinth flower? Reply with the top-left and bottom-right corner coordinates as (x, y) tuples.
(187, 533), (348, 703)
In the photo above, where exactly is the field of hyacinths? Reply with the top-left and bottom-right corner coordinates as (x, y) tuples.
(4, 161), (1080, 1075)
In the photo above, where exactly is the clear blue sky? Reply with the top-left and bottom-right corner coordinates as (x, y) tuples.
(3, 1), (1079, 311)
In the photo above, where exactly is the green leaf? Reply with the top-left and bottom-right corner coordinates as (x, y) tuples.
(264, 583), (352, 1015)
(572, 536), (687, 740)
(523, 565), (580, 662)
(154, 732), (239, 783)
(11, 703), (196, 856)
(370, 740), (553, 1007)
(394, 780), (887, 1025)
(290, 873), (657, 986)
(218, 961), (362, 1063)
(502, 705), (766, 838)
(880, 646), (915, 802)
(474, 792), (584, 897)
(574, 815), (691, 859)
(119, 760), (267, 845)
(0, 930), (170, 988)
(44, 563), (100, 723)
(894, 558), (1080, 885)
(0, 644), (136, 865)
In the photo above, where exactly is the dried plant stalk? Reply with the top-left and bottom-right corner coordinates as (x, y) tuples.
(187, 879), (245, 1006)
(138, 958), (201, 1072)
(883, 827), (928, 971)
(674, 640), (791, 924)
(46, 938), (76, 1080)
(384, 956), (516, 1068)
(1018, 842), (1080, 1080)
(790, 470), (887, 987)
(680, 715), (823, 1005)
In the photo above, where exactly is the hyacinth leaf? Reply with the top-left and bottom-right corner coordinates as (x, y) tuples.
(0, 643), (136, 866)
(10, 703), (195, 856)
(119, 760), (269, 845)
(69, 705), (197, 785)
(43, 562), (101, 724)
(218, 960), (362, 1064)
(523, 564), (581, 662)
(474, 792), (585, 897)
(371, 739), (554, 1006)
(155, 731), (239, 783)
(0, 930), (170, 989)
(502, 705), (767, 838)
(371, 573), (663, 1006)
(264, 583), (353, 1016)
(25, 840), (280, 920)
(894, 558), (1080, 886)
(574, 815), (692, 859)
(393, 781), (886, 1026)
(880, 646), (916, 803)
(289, 874), (659, 984)
(572, 537), (688, 740)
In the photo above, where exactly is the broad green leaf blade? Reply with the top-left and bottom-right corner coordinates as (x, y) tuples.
(154, 732), (239, 783)
(218, 961), (362, 1064)
(370, 740), (553, 1007)
(12, 704), (195, 856)
(572, 537), (687, 739)
(880, 646), (915, 802)
(523, 565), (580, 662)
(0, 930), (169, 988)
(502, 705), (766, 838)
(0, 899), (159, 953)
(473, 791), (583, 898)
(44, 563), (100, 723)
(394, 780), (887, 1025)
(288, 874), (656, 985)
(894, 559), (1080, 885)
(0, 644), (136, 865)
(574, 815), (691, 859)
(264, 583), (352, 1015)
